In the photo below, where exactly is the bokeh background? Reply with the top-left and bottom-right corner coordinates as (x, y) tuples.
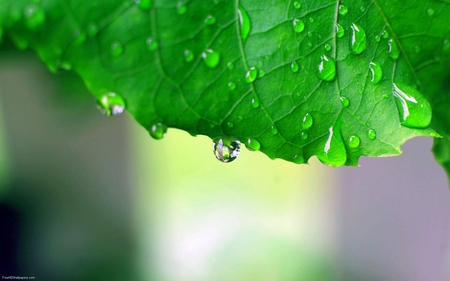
(1, 41), (450, 281)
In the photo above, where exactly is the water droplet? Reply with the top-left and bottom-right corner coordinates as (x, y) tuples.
(87, 22), (99, 37)
(201, 49), (221, 68)
(293, 154), (304, 164)
(309, 17), (314, 23)
(317, 55), (336, 81)
(356, 115), (362, 121)
(365, 122), (371, 127)
(292, 18), (305, 33)
(307, 42), (313, 48)
(227, 62), (234, 70)
(347, 135), (361, 148)
(317, 126), (347, 166)
(375, 35), (381, 42)
(293, 2), (301, 9)
(387, 38), (399, 60)
(308, 31), (313, 37)
(227, 122), (234, 128)
(270, 125), (278, 135)
(245, 67), (258, 83)
(238, 5), (251, 43)
(324, 44), (331, 51)
(369, 61), (382, 84)
(258, 70), (266, 77)
(245, 138), (261, 151)
(24, 3), (45, 29)
(150, 122), (168, 139)
(258, 61), (264, 67)
(360, 6), (365, 12)
(97, 92), (126, 116)
(265, 55), (270, 61)
(302, 113), (313, 129)
(339, 5), (348, 15)
(366, 129), (376, 140)
(177, 2), (187, 14)
(204, 15), (216, 25)
(383, 93), (389, 99)
(184, 49), (194, 62)
(350, 23), (367, 55)
(336, 23), (344, 38)
(73, 30), (86, 45)
(137, 0), (152, 10)
(291, 61), (300, 73)
(228, 82), (236, 90)
(427, 8), (434, 16)
(414, 45), (421, 53)
(340, 96), (350, 107)
(110, 41), (123, 56)
(381, 30), (389, 39)
(301, 130), (309, 140)
(213, 139), (240, 163)
(393, 83), (432, 128)
(146, 37), (158, 51)
(251, 97), (260, 108)
(443, 40), (450, 52)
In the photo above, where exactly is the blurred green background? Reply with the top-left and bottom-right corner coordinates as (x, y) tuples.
(1, 40), (450, 281)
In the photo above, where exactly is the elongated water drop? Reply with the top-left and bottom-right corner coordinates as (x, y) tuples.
(270, 125), (278, 135)
(213, 139), (240, 163)
(317, 126), (347, 166)
(259, 70), (266, 78)
(146, 37), (158, 51)
(245, 67), (258, 83)
(350, 23), (366, 55)
(369, 61), (382, 84)
(291, 61), (300, 73)
(393, 83), (432, 128)
(336, 23), (344, 38)
(375, 35), (381, 42)
(202, 49), (220, 68)
(292, 18), (305, 33)
(97, 92), (126, 116)
(347, 135), (360, 148)
(245, 138), (261, 151)
(24, 3), (45, 29)
(317, 55), (336, 81)
(204, 15), (216, 25)
(149, 122), (168, 140)
(238, 5), (251, 43)
(302, 113), (313, 129)
(387, 38), (399, 60)
(251, 97), (260, 108)
(340, 96), (350, 107)
(138, 0), (152, 10)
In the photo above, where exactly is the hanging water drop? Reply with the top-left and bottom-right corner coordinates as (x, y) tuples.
(213, 139), (240, 163)
(97, 92), (126, 116)
(245, 67), (258, 83)
(238, 5), (251, 43)
(202, 49), (221, 68)
(110, 41), (123, 56)
(146, 37), (158, 51)
(369, 61), (382, 84)
(302, 112), (313, 129)
(350, 23), (367, 55)
(291, 61), (300, 73)
(387, 38), (399, 60)
(392, 83), (432, 128)
(317, 55), (336, 81)
(292, 18), (305, 33)
(347, 135), (361, 148)
(184, 49), (194, 62)
(149, 122), (168, 140)
(245, 138), (261, 151)
(335, 23), (344, 38)
(317, 126), (347, 166)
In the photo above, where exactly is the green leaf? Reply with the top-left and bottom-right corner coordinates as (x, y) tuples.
(0, 0), (449, 169)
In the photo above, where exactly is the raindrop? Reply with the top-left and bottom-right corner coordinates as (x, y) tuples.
(414, 46), (421, 53)
(350, 23), (367, 55)
(73, 31), (86, 45)
(291, 61), (300, 73)
(204, 15), (216, 25)
(369, 61), (382, 84)
(245, 67), (258, 83)
(228, 82), (236, 90)
(339, 5), (348, 15)
(324, 44), (331, 51)
(307, 42), (313, 48)
(340, 96), (350, 107)
(259, 70), (266, 77)
(381, 30), (389, 39)
(309, 17), (314, 23)
(387, 38), (399, 60)
(292, 18), (305, 33)
(146, 37), (158, 51)
(110, 41), (123, 56)
(227, 62), (234, 70)
(317, 55), (336, 81)
(392, 83), (432, 128)
(97, 92), (126, 116)
(293, 2), (301, 9)
(383, 94), (389, 99)
(176, 2), (187, 14)
(184, 49), (194, 62)
(213, 139), (240, 163)
(366, 129), (376, 140)
(258, 61), (264, 67)
(202, 49), (221, 68)
(347, 135), (361, 148)
(251, 97), (260, 108)
(302, 112), (313, 129)
(137, 0), (152, 10)
(87, 23), (99, 37)
(375, 35), (381, 42)
(150, 122), (168, 139)
(317, 126), (347, 166)
(360, 6), (365, 12)
(270, 125), (278, 135)
(245, 138), (261, 151)
(293, 154), (304, 164)
(335, 23), (344, 38)
(227, 122), (234, 128)
(427, 8), (434, 16)
(24, 3), (46, 29)
(238, 5), (251, 43)
(300, 130), (309, 140)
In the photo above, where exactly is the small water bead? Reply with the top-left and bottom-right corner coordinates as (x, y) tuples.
(73, 31), (86, 45)
(293, 2), (301, 9)
(227, 62), (234, 70)
(245, 67), (258, 83)
(251, 97), (260, 108)
(202, 49), (220, 68)
(365, 122), (371, 127)
(300, 130), (309, 140)
(324, 44), (331, 51)
(97, 92), (126, 116)
(347, 135), (361, 148)
(227, 122), (234, 128)
(369, 61), (382, 84)
(184, 49), (194, 62)
(414, 46), (421, 53)
(24, 3), (46, 29)
(228, 82), (236, 90)
(307, 42), (313, 48)
(308, 31), (313, 37)
(176, 2), (187, 14)
(309, 17), (314, 23)
(381, 30), (389, 39)
(213, 139), (240, 163)
(427, 8), (434, 16)
(387, 38), (399, 60)
(87, 23), (99, 37)
(204, 15), (216, 25)
(339, 5), (348, 15)
(392, 83), (432, 128)
(238, 5), (251, 43)
(265, 55), (270, 61)
(356, 115), (362, 121)
(292, 18), (305, 33)
(146, 37), (158, 51)
(245, 138), (261, 151)
(270, 125), (278, 135)
(375, 35), (381, 42)
(293, 154), (304, 164)
(291, 61), (300, 73)
(150, 122), (168, 140)
(137, 0), (152, 10)
(350, 23), (367, 55)
(366, 129), (376, 140)
(340, 96), (350, 107)
(302, 112), (313, 129)
(258, 61), (264, 67)
(259, 70), (266, 77)
(317, 55), (336, 81)
(110, 41), (123, 56)
(383, 93), (389, 99)
(336, 23), (344, 38)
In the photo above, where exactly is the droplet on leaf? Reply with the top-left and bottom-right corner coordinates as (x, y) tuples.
(97, 92), (126, 116)
(270, 125), (278, 135)
(292, 18), (305, 33)
(228, 82), (236, 90)
(392, 83), (432, 128)
(202, 49), (221, 68)
(347, 135), (361, 148)
(184, 49), (194, 62)
(366, 129), (376, 140)
(340, 96), (350, 107)
(302, 113), (313, 129)
(110, 41), (123, 56)
(369, 61), (382, 84)
(350, 23), (367, 55)
(387, 38), (399, 60)
(293, 2), (301, 9)
(335, 23), (344, 38)
(24, 3), (46, 29)
(137, 0), (152, 10)
(204, 15), (216, 25)
(245, 138), (261, 151)
(177, 2), (187, 14)
(238, 5), (251, 43)
(251, 97), (260, 108)
(149, 122), (168, 140)
(291, 61), (300, 73)
(146, 37), (158, 51)
(338, 5), (348, 15)
(317, 55), (336, 81)
(245, 67), (258, 83)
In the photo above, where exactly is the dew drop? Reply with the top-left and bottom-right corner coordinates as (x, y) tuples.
(73, 31), (86, 45)
(265, 55), (270, 61)
(245, 138), (261, 151)
(24, 3), (46, 29)
(291, 61), (300, 73)
(270, 125), (278, 135)
(293, 2), (301, 9)
(184, 49), (194, 62)
(383, 93), (389, 99)
(302, 113), (313, 129)
(228, 82), (236, 90)
(97, 92), (126, 116)
(137, 0), (152, 10)
(339, 5), (348, 15)
(427, 8), (434, 16)
(259, 70), (266, 77)
(387, 38), (399, 60)
(245, 67), (258, 83)
(381, 30), (389, 39)
(300, 130), (309, 140)
(366, 129), (376, 140)
(324, 44), (331, 51)
(213, 139), (240, 163)
(150, 122), (168, 140)
(251, 97), (260, 108)
(292, 18), (305, 33)
(335, 23), (344, 38)
(393, 83), (432, 128)
(227, 122), (234, 128)
(201, 49), (221, 68)
(293, 154), (304, 164)
(177, 2), (187, 14)
(307, 42), (313, 48)
(317, 55), (336, 81)
(204, 15), (216, 25)
(87, 23), (99, 37)
(369, 61), (382, 84)
(309, 17), (314, 23)
(258, 61), (264, 67)
(350, 23), (367, 55)
(110, 41), (123, 56)
(317, 126), (347, 166)
(375, 35), (381, 42)
(414, 46), (421, 53)
(238, 5), (251, 43)
(347, 135), (361, 148)
(340, 96), (350, 107)
(443, 40), (450, 52)
(146, 37), (158, 51)
(227, 62), (234, 70)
